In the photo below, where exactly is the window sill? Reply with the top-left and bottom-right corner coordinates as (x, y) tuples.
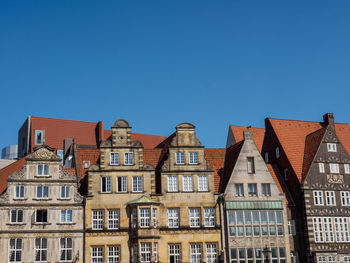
(109, 163), (120, 166)
(124, 163), (134, 166)
(35, 175), (51, 178)
(33, 198), (52, 201)
(13, 198), (27, 201)
(57, 198), (71, 201)
(188, 163), (199, 165)
(57, 222), (75, 225)
(98, 191), (113, 194)
(6, 222), (26, 225)
(33, 222), (51, 225)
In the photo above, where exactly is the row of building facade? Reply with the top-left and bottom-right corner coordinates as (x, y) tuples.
(0, 113), (349, 263)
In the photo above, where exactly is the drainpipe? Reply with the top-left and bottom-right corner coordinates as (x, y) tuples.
(83, 197), (86, 263)
(218, 194), (226, 262)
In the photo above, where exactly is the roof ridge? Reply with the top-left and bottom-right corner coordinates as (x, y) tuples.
(32, 116), (100, 124)
(268, 117), (349, 125)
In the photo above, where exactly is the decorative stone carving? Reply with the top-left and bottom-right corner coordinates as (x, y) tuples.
(89, 164), (99, 171)
(131, 140), (143, 147)
(100, 139), (112, 147)
(8, 168), (26, 180)
(113, 119), (130, 128)
(327, 174), (344, 184)
(143, 163), (155, 170)
(26, 147), (61, 161)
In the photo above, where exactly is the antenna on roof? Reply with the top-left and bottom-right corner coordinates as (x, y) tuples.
(246, 125), (252, 129)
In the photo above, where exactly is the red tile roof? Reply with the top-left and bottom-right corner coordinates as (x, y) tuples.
(204, 149), (226, 194)
(229, 126), (265, 152)
(76, 148), (100, 179)
(131, 133), (167, 149)
(0, 158), (26, 194)
(268, 118), (350, 183)
(143, 149), (163, 168)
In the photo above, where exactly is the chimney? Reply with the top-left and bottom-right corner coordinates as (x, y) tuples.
(323, 113), (334, 126)
(243, 128), (254, 141)
(97, 121), (104, 145)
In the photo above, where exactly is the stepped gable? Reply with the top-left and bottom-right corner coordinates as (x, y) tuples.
(204, 149), (226, 194)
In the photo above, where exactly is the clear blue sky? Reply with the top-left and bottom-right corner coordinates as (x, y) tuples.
(1, 1), (350, 150)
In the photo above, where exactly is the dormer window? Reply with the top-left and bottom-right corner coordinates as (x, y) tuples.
(35, 130), (44, 145)
(330, 163), (339, 173)
(327, 143), (337, 152)
(264, 152), (269, 163)
(37, 164), (49, 176)
(124, 152), (134, 165)
(247, 157), (255, 174)
(110, 152), (120, 165)
(176, 152), (185, 164)
(284, 169), (289, 181)
(275, 147), (280, 158)
(189, 152), (198, 164)
(83, 161), (90, 169)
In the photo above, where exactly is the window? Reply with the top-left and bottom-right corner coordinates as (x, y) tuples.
(124, 152), (134, 165)
(15, 185), (25, 199)
(284, 169), (289, 181)
(60, 237), (73, 262)
(101, 176), (112, 193)
(206, 243), (217, 263)
(153, 208), (158, 227)
(327, 143), (337, 152)
(36, 185), (49, 198)
(35, 130), (44, 145)
(169, 244), (181, 263)
(264, 152), (269, 163)
(9, 238), (22, 262)
(183, 176), (193, 192)
(235, 184), (244, 196)
(83, 161), (90, 169)
(110, 152), (120, 165)
(189, 208), (200, 227)
(92, 247), (103, 263)
(168, 208), (179, 228)
(10, 209), (23, 223)
(313, 217), (350, 243)
(288, 220), (296, 236)
(198, 176), (208, 191)
(153, 243), (158, 263)
(247, 157), (255, 174)
(57, 149), (64, 161)
(132, 176), (143, 192)
(108, 246), (120, 263)
(248, 184), (257, 196)
(345, 164), (350, 174)
(335, 217), (350, 242)
(276, 147), (280, 158)
(330, 163), (339, 173)
(176, 152), (185, 164)
(36, 209), (48, 223)
(108, 210), (119, 229)
(140, 208), (151, 228)
(190, 244), (202, 263)
(60, 209), (73, 223)
(140, 243), (151, 263)
(189, 152), (198, 164)
(319, 163), (325, 173)
(325, 191), (336, 206)
(314, 191), (324, 206)
(261, 184), (271, 196)
(341, 191), (350, 206)
(92, 210), (104, 230)
(168, 176), (178, 192)
(37, 164), (49, 176)
(61, 185), (70, 199)
(35, 237), (47, 262)
(204, 208), (215, 227)
(230, 248), (284, 263)
(117, 176), (127, 192)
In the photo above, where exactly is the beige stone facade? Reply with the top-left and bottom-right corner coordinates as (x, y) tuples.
(0, 145), (84, 263)
(85, 120), (221, 263)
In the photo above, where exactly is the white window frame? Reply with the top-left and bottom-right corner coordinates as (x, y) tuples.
(139, 208), (151, 228)
(247, 157), (255, 174)
(60, 185), (70, 199)
(153, 243), (158, 263)
(132, 176), (143, 192)
(206, 243), (217, 263)
(110, 152), (120, 165)
(190, 244), (202, 263)
(91, 247), (103, 263)
(261, 183), (271, 197)
(327, 143), (337, 152)
(37, 164), (49, 176)
(124, 152), (134, 165)
(248, 183), (257, 196)
(15, 185), (25, 199)
(108, 210), (119, 229)
(168, 176), (178, 192)
(108, 246), (120, 263)
(204, 208), (215, 227)
(92, 210), (104, 230)
(313, 217), (324, 242)
(345, 164), (350, 174)
(140, 242), (151, 263)
(234, 184), (244, 196)
(189, 208), (201, 227)
(325, 191), (336, 206)
(10, 209), (24, 223)
(57, 149), (64, 162)
(35, 237), (48, 262)
(35, 130), (44, 145)
(169, 244), (181, 263)
(341, 191), (350, 206)
(189, 152), (198, 164)
(198, 176), (208, 191)
(313, 191), (324, 206)
(330, 163), (339, 173)
(101, 176), (112, 193)
(167, 208), (179, 228)
(288, 220), (296, 236)
(60, 209), (73, 223)
(36, 185), (49, 199)
(175, 152), (185, 164)
(9, 238), (22, 263)
(117, 176), (127, 192)
(60, 237), (73, 262)
(319, 163), (325, 173)
(183, 175), (193, 192)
